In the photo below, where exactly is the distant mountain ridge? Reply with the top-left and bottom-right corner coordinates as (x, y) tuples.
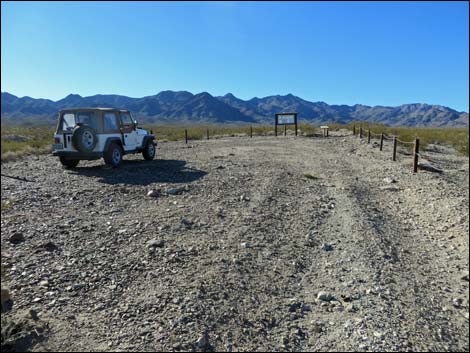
(1, 91), (468, 127)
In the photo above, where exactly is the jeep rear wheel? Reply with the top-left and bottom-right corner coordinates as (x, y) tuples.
(142, 140), (156, 160)
(59, 157), (79, 169)
(104, 143), (123, 167)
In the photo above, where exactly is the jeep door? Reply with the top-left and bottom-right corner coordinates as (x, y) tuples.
(119, 112), (138, 151)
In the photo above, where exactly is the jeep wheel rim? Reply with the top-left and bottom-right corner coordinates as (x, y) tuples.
(112, 149), (121, 164)
(148, 143), (155, 157)
(82, 131), (94, 148)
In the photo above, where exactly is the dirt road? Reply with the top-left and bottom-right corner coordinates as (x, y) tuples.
(1, 130), (469, 351)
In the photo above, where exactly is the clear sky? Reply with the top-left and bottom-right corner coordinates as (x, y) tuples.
(1, 1), (469, 111)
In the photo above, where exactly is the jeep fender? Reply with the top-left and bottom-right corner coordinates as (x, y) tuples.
(104, 137), (123, 152)
(141, 135), (156, 149)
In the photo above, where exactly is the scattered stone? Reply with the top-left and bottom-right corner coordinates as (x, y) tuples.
(166, 185), (189, 195)
(73, 283), (85, 291)
(39, 280), (49, 288)
(346, 303), (359, 312)
(36, 241), (59, 252)
(322, 243), (334, 252)
(146, 189), (161, 198)
(8, 232), (25, 244)
(196, 330), (211, 349)
(288, 302), (301, 312)
(418, 163), (443, 173)
(317, 291), (334, 302)
(373, 331), (384, 339)
(452, 297), (463, 308)
(240, 242), (251, 249)
(383, 177), (396, 184)
(29, 309), (39, 321)
(181, 218), (193, 229)
(146, 239), (165, 249)
(312, 321), (324, 333)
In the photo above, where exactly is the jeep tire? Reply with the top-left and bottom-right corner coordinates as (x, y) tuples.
(142, 140), (156, 160)
(59, 157), (79, 169)
(72, 125), (97, 153)
(104, 143), (123, 167)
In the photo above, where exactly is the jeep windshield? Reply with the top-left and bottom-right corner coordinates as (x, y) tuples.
(59, 111), (98, 132)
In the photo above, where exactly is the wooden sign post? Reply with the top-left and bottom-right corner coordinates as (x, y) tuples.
(413, 138), (420, 173)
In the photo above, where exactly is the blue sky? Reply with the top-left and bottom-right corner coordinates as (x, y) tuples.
(1, 1), (469, 111)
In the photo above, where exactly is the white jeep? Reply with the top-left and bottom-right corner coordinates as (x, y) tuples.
(52, 108), (156, 168)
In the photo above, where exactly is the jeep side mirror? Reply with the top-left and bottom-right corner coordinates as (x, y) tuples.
(134, 120), (138, 127)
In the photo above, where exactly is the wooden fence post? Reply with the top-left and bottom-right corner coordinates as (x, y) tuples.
(380, 133), (384, 151)
(284, 124), (287, 136)
(359, 127), (363, 139)
(413, 138), (420, 173)
(392, 136), (397, 161)
(207, 128), (209, 140)
(326, 128), (329, 137)
(368, 129), (371, 144)
(353, 124), (356, 135)
(185, 129), (188, 144)
(250, 126), (253, 138)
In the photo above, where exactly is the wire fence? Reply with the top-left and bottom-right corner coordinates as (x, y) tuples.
(352, 124), (442, 173)
(178, 124), (444, 174)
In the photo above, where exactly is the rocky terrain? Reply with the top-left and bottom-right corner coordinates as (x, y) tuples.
(1, 130), (469, 351)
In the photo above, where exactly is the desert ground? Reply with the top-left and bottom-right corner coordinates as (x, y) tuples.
(1, 130), (469, 351)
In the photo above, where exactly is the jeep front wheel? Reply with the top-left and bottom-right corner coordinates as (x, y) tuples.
(59, 157), (79, 169)
(142, 140), (156, 160)
(104, 143), (123, 167)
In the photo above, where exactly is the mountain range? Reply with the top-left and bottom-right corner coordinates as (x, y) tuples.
(1, 91), (468, 127)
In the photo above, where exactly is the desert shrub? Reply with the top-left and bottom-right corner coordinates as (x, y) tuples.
(1, 126), (54, 161)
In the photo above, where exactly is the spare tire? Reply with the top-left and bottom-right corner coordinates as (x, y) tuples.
(71, 125), (97, 153)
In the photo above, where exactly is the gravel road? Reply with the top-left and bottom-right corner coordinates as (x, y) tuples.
(1, 130), (469, 351)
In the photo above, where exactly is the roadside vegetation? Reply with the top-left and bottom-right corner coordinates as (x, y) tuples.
(1, 126), (54, 162)
(1, 122), (468, 162)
